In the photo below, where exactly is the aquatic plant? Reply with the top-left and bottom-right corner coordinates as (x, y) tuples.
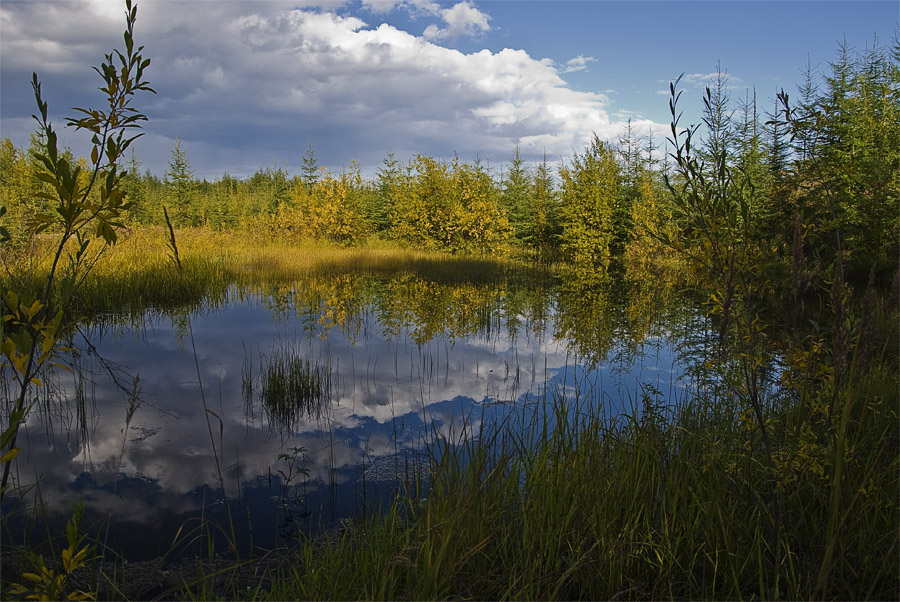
(251, 347), (334, 431)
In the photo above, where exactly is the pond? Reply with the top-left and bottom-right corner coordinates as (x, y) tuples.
(2, 265), (702, 561)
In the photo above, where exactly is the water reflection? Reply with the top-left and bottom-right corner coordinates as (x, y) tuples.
(2, 267), (691, 560)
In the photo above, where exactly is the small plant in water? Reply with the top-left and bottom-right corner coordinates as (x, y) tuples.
(247, 346), (334, 430)
(275, 446), (312, 538)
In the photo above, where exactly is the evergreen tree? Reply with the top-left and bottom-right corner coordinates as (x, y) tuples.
(699, 65), (737, 179)
(764, 92), (791, 179)
(301, 138), (320, 191)
(500, 145), (533, 244)
(734, 88), (772, 219)
(165, 137), (196, 225)
(122, 148), (148, 223)
(371, 151), (400, 233)
(531, 151), (560, 262)
(615, 120), (647, 264)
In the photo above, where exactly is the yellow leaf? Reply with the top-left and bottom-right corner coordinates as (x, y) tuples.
(1, 447), (21, 463)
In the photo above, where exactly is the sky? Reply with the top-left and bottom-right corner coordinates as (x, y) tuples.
(1, 0), (897, 180)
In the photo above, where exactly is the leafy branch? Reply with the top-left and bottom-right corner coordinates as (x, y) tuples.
(0, 0), (154, 498)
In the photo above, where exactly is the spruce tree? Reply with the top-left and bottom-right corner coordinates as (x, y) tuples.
(372, 151), (400, 232)
(301, 138), (320, 191)
(165, 137), (195, 225)
(500, 144), (532, 244)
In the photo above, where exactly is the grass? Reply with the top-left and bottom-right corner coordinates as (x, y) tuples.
(244, 345), (335, 431)
(1, 227), (544, 323)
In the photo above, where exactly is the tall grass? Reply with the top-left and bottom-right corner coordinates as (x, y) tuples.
(2, 227), (539, 322)
(245, 346), (335, 431)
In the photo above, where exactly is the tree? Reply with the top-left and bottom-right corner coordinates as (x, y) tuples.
(775, 38), (900, 280)
(121, 148), (148, 223)
(370, 151), (401, 233)
(558, 135), (620, 280)
(615, 119), (649, 264)
(625, 167), (677, 277)
(389, 155), (508, 254)
(500, 144), (532, 244)
(301, 137), (320, 191)
(165, 137), (195, 225)
(285, 162), (369, 244)
(734, 89), (772, 220)
(530, 151), (560, 263)
(391, 155), (455, 250)
(450, 158), (509, 254)
(0, 138), (36, 243)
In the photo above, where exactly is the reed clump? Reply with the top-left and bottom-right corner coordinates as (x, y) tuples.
(250, 347), (335, 430)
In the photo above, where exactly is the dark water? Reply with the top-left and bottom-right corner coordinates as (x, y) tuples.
(2, 269), (695, 561)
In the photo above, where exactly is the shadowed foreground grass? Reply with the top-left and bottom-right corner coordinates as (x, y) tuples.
(255, 372), (896, 601)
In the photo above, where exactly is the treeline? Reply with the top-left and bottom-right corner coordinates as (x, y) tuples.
(2, 39), (897, 283)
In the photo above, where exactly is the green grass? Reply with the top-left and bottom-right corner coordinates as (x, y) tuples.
(246, 346), (335, 431)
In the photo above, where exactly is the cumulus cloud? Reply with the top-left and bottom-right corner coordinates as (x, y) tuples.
(423, 1), (491, 40)
(0, 0), (662, 178)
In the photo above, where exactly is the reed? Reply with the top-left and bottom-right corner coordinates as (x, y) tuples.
(252, 347), (335, 431)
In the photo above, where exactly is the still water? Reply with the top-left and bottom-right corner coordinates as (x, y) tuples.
(2, 268), (698, 560)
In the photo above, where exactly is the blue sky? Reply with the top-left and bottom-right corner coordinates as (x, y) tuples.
(1, 0), (896, 179)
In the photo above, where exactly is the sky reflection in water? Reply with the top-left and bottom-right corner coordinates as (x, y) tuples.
(3, 273), (688, 560)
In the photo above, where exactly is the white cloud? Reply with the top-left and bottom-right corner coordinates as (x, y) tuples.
(423, 1), (491, 40)
(658, 72), (744, 88)
(0, 0), (663, 179)
(562, 54), (596, 73)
